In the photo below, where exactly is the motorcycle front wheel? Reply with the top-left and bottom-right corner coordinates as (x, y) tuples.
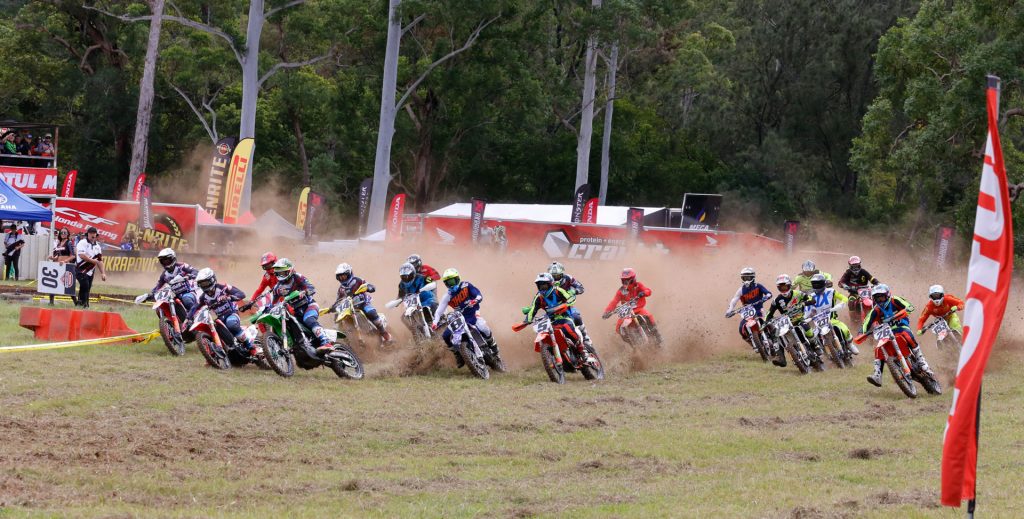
(159, 316), (186, 356)
(459, 340), (490, 380)
(197, 334), (231, 370)
(540, 346), (565, 384)
(262, 332), (295, 378)
(751, 330), (770, 363)
(885, 357), (918, 399)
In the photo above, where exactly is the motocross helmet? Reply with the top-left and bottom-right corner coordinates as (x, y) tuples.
(335, 262), (352, 283)
(929, 284), (945, 302)
(535, 272), (554, 293)
(441, 268), (461, 289)
(801, 260), (816, 276)
(260, 252), (278, 272)
(273, 258), (295, 283)
(407, 254), (423, 270)
(871, 284), (891, 306)
(399, 262), (416, 282)
(157, 248), (176, 270)
(547, 262), (565, 280)
(848, 256), (862, 274)
(196, 268), (217, 295)
(740, 267), (756, 286)
(621, 267), (637, 286)
(810, 273), (827, 294)
(776, 274), (792, 295)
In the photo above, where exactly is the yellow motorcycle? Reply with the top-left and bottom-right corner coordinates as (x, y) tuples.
(327, 284), (389, 349)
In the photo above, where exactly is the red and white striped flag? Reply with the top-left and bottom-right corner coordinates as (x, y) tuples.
(940, 75), (1015, 508)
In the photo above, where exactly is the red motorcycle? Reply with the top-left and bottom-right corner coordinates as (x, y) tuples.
(844, 286), (873, 326)
(136, 276), (194, 356)
(855, 310), (941, 399)
(728, 304), (772, 362)
(513, 306), (604, 384)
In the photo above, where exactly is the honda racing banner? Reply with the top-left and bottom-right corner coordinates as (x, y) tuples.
(626, 207), (644, 241)
(222, 138), (254, 224)
(131, 172), (146, 202)
(295, 187), (311, 229)
(203, 137), (237, 220)
(470, 198), (487, 244)
(50, 197), (199, 252)
(61, 170), (77, 198)
(571, 183), (590, 223)
(357, 177), (373, 236)
(783, 220), (800, 254)
(941, 75), (1015, 509)
(681, 193), (723, 230)
(139, 184), (154, 230)
(582, 198), (599, 224)
(305, 191), (325, 239)
(387, 193), (406, 241)
(934, 225), (955, 270)
(0, 166), (58, 196)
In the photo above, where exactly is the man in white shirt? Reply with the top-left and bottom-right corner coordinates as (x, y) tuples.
(75, 226), (106, 308)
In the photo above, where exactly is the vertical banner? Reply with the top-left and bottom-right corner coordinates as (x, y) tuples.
(61, 170), (77, 198)
(941, 75), (1015, 509)
(203, 137), (237, 220)
(571, 183), (590, 223)
(681, 193), (723, 230)
(357, 177), (373, 236)
(131, 173), (146, 202)
(222, 138), (254, 225)
(626, 207), (644, 242)
(582, 198), (599, 224)
(387, 193), (406, 241)
(783, 220), (800, 254)
(470, 198), (487, 244)
(139, 184), (154, 230)
(305, 191), (325, 239)
(295, 187), (311, 229)
(935, 225), (955, 270)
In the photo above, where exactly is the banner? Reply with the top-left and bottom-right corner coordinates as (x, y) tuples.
(36, 261), (76, 296)
(387, 193), (406, 241)
(222, 138), (254, 224)
(203, 137), (237, 220)
(470, 198), (487, 243)
(626, 207), (644, 241)
(783, 220), (800, 254)
(941, 75), (1016, 509)
(935, 225), (955, 270)
(139, 184), (154, 230)
(582, 198), (599, 224)
(131, 173), (146, 202)
(61, 170), (77, 198)
(357, 177), (373, 236)
(305, 191), (325, 239)
(571, 184), (590, 223)
(0, 167), (58, 196)
(50, 197), (199, 252)
(681, 193), (723, 230)
(97, 249), (244, 275)
(295, 187), (311, 229)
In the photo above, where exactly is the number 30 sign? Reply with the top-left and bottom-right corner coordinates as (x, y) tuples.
(37, 261), (77, 296)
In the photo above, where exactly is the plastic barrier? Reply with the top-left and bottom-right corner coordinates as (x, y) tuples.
(19, 307), (138, 341)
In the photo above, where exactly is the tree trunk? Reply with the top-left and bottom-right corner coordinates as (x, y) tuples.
(291, 110), (310, 187)
(366, 0), (402, 236)
(239, 0), (264, 214)
(127, 0), (164, 200)
(574, 0), (601, 194)
(599, 40), (617, 205)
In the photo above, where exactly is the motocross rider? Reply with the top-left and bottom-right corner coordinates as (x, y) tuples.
(916, 285), (965, 336)
(431, 268), (499, 368)
(407, 253), (441, 284)
(396, 262), (439, 325)
(725, 267), (773, 346)
(764, 274), (814, 365)
(271, 259), (333, 355)
(244, 252), (279, 307)
(524, 272), (595, 363)
(803, 273), (858, 355)
(793, 260), (832, 292)
(139, 248), (199, 315)
(548, 261), (594, 348)
(863, 284), (933, 386)
(602, 267), (663, 345)
(189, 268), (255, 356)
(334, 262), (394, 344)
(837, 255), (880, 294)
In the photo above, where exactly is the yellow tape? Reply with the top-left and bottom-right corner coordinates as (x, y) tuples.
(30, 295), (147, 305)
(0, 330), (160, 353)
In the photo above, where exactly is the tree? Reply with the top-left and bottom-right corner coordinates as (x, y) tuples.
(574, 0), (601, 194)
(126, 0), (163, 198)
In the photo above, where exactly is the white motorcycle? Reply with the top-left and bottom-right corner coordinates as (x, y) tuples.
(385, 282), (437, 343)
(435, 310), (505, 379)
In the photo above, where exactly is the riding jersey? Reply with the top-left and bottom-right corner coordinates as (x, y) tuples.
(526, 286), (575, 321)
(554, 274), (585, 295)
(793, 271), (832, 292)
(727, 283), (772, 316)
(765, 290), (812, 321)
(397, 274), (437, 307)
(152, 262), (198, 296)
(916, 294), (965, 330)
(191, 283), (246, 320)
(863, 296), (915, 333)
(838, 269), (879, 290)
(273, 273), (318, 313)
(433, 281), (484, 328)
(803, 288), (848, 318)
(604, 281), (652, 314)
(337, 275), (375, 300)
(418, 264), (441, 284)
(251, 271), (277, 300)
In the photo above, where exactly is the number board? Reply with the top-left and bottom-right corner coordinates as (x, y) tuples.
(36, 261), (77, 296)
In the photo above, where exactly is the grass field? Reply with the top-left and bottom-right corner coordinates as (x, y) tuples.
(1, 297), (1022, 518)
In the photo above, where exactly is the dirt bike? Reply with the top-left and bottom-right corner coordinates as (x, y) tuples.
(727, 304), (773, 362)
(435, 310), (504, 380)
(138, 278), (194, 356)
(331, 284), (388, 348)
(855, 310), (942, 398)
(384, 282), (437, 343)
(921, 309), (962, 352)
(803, 307), (849, 369)
(514, 309), (604, 384)
(767, 307), (821, 374)
(252, 290), (364, 379)
(603, 298), (658, 347)
(189, 306), (263, 370)
(845, 286), (872, 326)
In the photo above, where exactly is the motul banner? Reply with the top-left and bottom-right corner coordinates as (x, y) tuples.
(470, 198), (487, 243)
(582, 198), (599, 224)
(305, 191), (325, 239)
(784, 220), (800, 254)
(935, 225), (955, 269)
(61, 170), (77, 198)
(295, 187), (310, 229)
(203, 137), (237, 220)
(681, 193), (723, 230)
(222, 138), (254, 224)
(387, 193), (406, 241)
(357, 177), (373, 236)
(941, 76), (1016, 509)
(131, 173), (146, 202)
(626, 207), (644, 241)
(0, 167), (58, 196)
(49, 197), (199, 252)
(571, 183), (590, 223)
(139, 184), (154, 230)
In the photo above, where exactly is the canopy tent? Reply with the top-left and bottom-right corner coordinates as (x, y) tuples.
(0, 177), (52, 221)
(427, 203), (664, 226)
(251, 209), (304, 240)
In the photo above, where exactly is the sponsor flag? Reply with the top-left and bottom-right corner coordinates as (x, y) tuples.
(131, 173), (146, 202)
(295, 187), (311, 229)
(681, 193), (723, 230)
(470, 198), (487, 243)
(571, 183), (590, 223)
(935, 225), (955, 270)
(387, 193), (406, 241)
(783, 220), (800, 254)
(61, 170), (77, 198)
(357, 177), (373, 236)
(305, 191), (325, 239)
(582, 198), (599, 224)
(203, 137), (237, 220)
(941, 75), (1015, 510)
(222, 138), (254, 224)
(139, 184), (154, 230)
(626, 207), (644, 241)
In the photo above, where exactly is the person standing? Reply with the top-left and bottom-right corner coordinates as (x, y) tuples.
(75, 226), (106, 307)
(3, 223), (25, 281)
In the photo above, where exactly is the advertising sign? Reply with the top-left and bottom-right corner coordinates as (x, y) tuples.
(36, 261), (76, 295)
(222, 138), (254, 224)
(681, 193), (723, 230)
(51, 198), (199, 252)
(203, 137), (237, 220)
(0, 167), (58, 196)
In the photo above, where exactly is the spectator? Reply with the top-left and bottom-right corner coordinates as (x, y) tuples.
(50, 227), (74, 263)
(3, 223), (25, 281)
(35, 133), (54, 157)
(2, 132), (16, 155)
(75, 226), (106, 307)
(120, 233), (135, 251)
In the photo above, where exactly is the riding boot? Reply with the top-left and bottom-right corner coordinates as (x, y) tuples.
(867, 359), (883, 387)
(372, 317), (393, 344)
(451, 349), (465, 368)
(846, 338), (859, 355)
(649, 324), (664, 345)
(911, 346), (933, 374)
(578, 324), (594, 348)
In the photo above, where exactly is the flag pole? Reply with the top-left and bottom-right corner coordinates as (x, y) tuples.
(967, 382), (981, 518)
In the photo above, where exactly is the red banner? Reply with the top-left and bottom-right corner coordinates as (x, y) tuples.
(941, 76), (1015, 508)
(935, 225), (955, 269)
(387, 193), (406, 241)
(50, 198), (199, 252)
(132, 173), (146, 202)
(582, 198), (599, 224)
(470, 198), (487, 243)
(61, 170), (77, 198)
(0, 166), (58, 196)
(626, 207), (644, 241)
(784, 220), (800, 254)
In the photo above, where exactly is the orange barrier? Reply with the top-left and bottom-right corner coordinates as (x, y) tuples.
(19, 307), (138, 341)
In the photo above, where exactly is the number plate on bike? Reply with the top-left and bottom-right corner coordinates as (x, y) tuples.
(740, 306), (756, 319)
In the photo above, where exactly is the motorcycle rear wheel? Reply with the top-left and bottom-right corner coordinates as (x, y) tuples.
(198, 334), (231, 370)
(540, 346), (565, 384)
(328, 342), (365, 380)
(579, 345), (605, 381)
(885, 357), (918, 398)
(262, 332), (295, 378)
(459, 340), (490, 380)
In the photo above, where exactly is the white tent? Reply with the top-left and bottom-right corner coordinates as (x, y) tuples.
(427, 203), (664, 226)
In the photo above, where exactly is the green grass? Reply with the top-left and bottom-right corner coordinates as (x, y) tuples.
(0, 299), (1021, 518)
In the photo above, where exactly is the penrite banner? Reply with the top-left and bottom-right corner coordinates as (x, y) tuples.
(203, 137), (237, 220)
(222, 138), (254, 224)
(470, 198), (487, 243)
(139, 184), (154, 230)
(357, 177), (373, 236)
(61, 170), (77, 198)
(582, 198), (599, 224)
(387, 193), (406, 241)
(626, 207), (644, 241)
(934, 225), (954, 269)
(681, 193), (723, 230)
(571, 183), (590, 223)
(783, 220), (800, 254)
(295, 187), (311, 229)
